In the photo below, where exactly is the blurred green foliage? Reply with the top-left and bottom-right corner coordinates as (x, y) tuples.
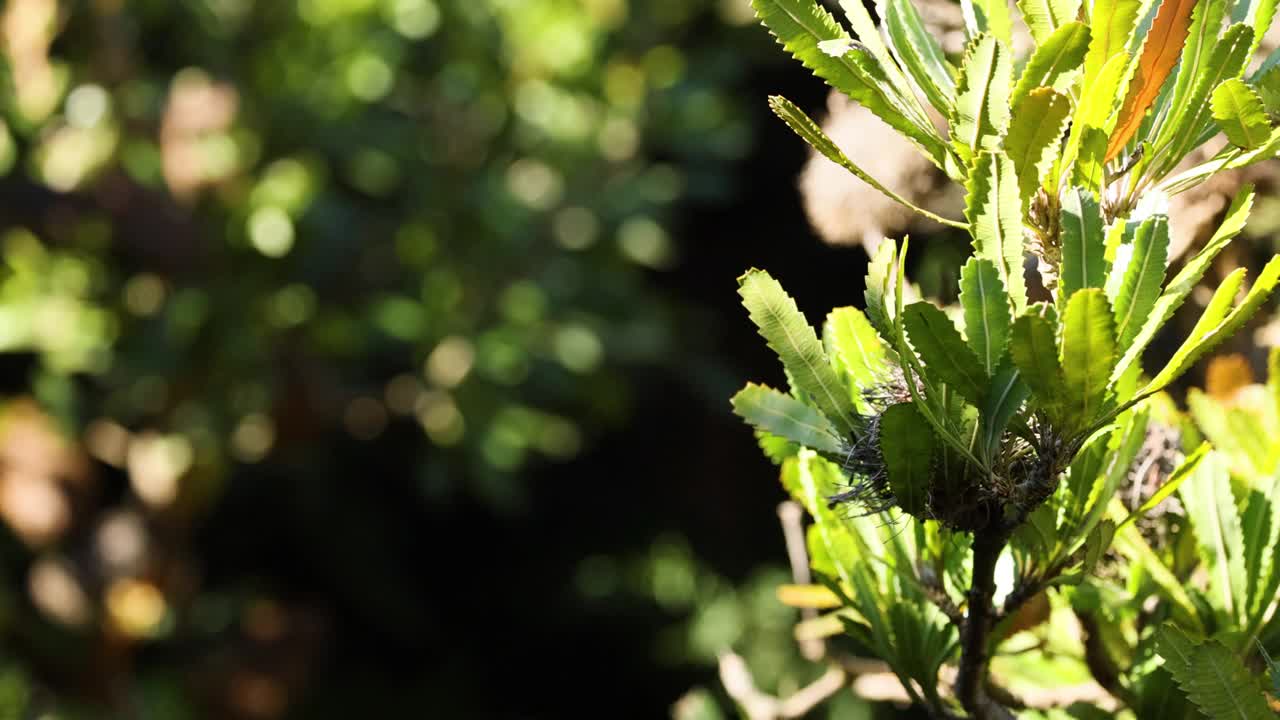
(0, 0), (811, 716)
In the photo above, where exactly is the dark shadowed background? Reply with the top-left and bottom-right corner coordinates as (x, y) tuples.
(0, 0), (948, 718)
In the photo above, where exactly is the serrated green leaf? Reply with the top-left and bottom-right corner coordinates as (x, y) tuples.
(1010, 310), (1068, 422)
(885, 0), (957, 114)
(1111, 185), (1254, 384)
(1082, 519), (1117, 573)
(1059, 188), (1108, 300)
(1018, 0), (1083, 43)
(962, 0), (1014, 44)
(865, 238), (898, 341)
(1152, 23), (1254, 178)
(1011, 22), (1091, 108)
(904, 301), (988, 406)
(952, 35), (1013, 162)
(1112, 215), (1169, 350)
(1160, 125), (1280, 193)
(751, 0), (947, 165)
(1062, 288), (1116, 430)
(1240, 473), (1280, 625)
(1212, 78), (1271, 150)
(1163, 0), (1232, 132)
(1117, 442), (1209, 531)
(959, 257), (1012, 376)
(732, 383), (849, 455)
(739, 269), (858, 434)
(965, 151), (1026, 312)
(1233, 0), (1280, 57)
(1073, 409), (1149, 543)
(1181, 451), (1248, 621)
(825, 306), (889, 394)
(879, 403), (936, 515)
(1259, 64), (1280, 113)
(1007, 88), (1072, 203)
(755, 430), (799, 465)
(1083, 0), (1141, 84)
(1056, 50), (1129, 196)
(768, 96), (967, 229)
(1112, 521), (1204, 630)
(982, 362), (1030, 455)
(1157, 625), (1273, 720)
(1139, 256), (1280, 400)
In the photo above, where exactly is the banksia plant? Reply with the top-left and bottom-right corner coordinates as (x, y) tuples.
(730, 0), (1280, 717)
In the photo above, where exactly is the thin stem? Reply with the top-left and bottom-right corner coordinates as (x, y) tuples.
(955, 530), (1015, 720)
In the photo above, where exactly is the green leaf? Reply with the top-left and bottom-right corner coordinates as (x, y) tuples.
(1111, 215), (1169, 350)
(1057, 50), (1129, 195)
(1212, 78), (1271, 150)
(1010, 310), (1068, 422)
(1233, 0), (1280, 57)
(959, 257), (1012, 376)
(767, 96), (967, 229)
(732, 383), (850, 455)
(1006, 88), (1072, 204)
(884, 0), (957, 114)
(1018, 0), (1083, 43)
(1011, 22), (1091, 108)
(824, 306), (890, 394)
(1139, 256), (1280, 399)
(1157, 625), (1274, 720)
(739, 269), (858, 433)
(1061, 288), (1116, 430)
(1163, 0), (1232, 133)
(1111, 185), (1254, 384)
(982, 362), (1030, 455)
(904, 301), (988, 406)
(1259, 64), (1280, 113)
(751, 0), (947, 164)
(1081, 519), (1117, 573)
(1082, 0), (1141, 85)
(1152, 22), (1254, 178)
(952, 34), (1013, 162)
(865, 238), (898, 341)
(965, 151), (1026, 312)
(962, 0), (1014, 44)
(1116, 442), (1209, 531)
(1180, 451), (1248, 621)
(1059, 188), (1108, 300)
(1260, 641), (1280, 696)
(879, 403), (936, 515)
(1072, 409), (1149, 543)
(1112, 522), (1204, 630)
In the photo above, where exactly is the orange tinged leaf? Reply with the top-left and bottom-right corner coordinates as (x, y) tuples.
(1104, 0), (1198, 162)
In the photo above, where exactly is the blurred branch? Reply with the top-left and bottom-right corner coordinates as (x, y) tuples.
(719, 652), (848, 720)
(777, 501), (823, 661)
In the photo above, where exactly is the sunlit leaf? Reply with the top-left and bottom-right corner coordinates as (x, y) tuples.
(1212, 79), (1271, 150)
(739, 269), (858, 433)
(1061, 288), (1116, 430)
(965, 151), (1026, 311)
(959, 257), (1012, 376)
(1007, 88), (1072, 203)
(732, 383), (849, 455)
(952, 34), (1013, 163)
(1111, 215), (1168, 350)
(1059, 188), (1108, 300)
